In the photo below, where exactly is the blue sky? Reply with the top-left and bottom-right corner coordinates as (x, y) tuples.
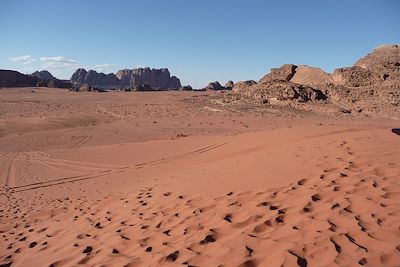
(0, 0), (399, 88)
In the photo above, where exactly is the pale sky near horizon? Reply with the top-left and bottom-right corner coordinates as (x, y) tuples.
(0, 0), (399, 88)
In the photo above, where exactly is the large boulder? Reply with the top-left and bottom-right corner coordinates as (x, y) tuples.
(0, 70), (39, 87)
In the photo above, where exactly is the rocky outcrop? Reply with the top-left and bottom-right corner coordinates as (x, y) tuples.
(180, 85), (193, 91)
(31, 70), (57, 81)
(204, 81), (225, 90)
(71, 67), (181, 90)
(228, 44), (400, 117)
(70, 69), (120, 87)
(332, 44), (400, 87)
(31, 70), (72, 88)
(355, 44), (400, 69)
(36, 79), (72, 89)
(259, 64), (333, 88)
(0, 70), (39, 87)
(115, 68), (180, 90)
(224, 80), (234, 90)
(290, 65), (333, 87)
(0, 69), (73, 89)
(237, 80), (327, 103)
(331, 66), (381, 87)
(260, 64), (297, 82)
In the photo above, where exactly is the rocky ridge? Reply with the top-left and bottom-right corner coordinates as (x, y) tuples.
(220, 44), (400, 117)
(70, 67), (181, 90)
(0, 70), (72, 89)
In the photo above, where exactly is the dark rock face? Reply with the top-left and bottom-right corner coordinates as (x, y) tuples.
(115, 67), (181, 90)
(71, 67), (181, 90)
(0, 70), (39, 87)
(70, 68), (120, 87)
(204, 81), (225, 90)
(31, 70), (57, 81)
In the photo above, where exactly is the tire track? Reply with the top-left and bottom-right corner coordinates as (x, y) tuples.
(8, 138), (232, 193)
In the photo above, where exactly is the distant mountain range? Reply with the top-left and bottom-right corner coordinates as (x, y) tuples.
(70, 67), (181, 90)
(0, 67), (182, 90)
(0, 70), (71, 88)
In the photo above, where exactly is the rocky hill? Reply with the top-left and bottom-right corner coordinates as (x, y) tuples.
(70, 69), (120, 87)
(71, 67), (181, 90)
(31, 70), (57, 81)
(0, 70), (38, 87)
(0, 69), (72, 89)
(226, 44), (400, 117)
(115, 67), (181, 89)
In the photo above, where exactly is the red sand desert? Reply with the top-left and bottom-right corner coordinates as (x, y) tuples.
(0, 88), (399, 266)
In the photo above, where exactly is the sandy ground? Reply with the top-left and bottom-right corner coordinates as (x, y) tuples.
(0, 88), (399, 267)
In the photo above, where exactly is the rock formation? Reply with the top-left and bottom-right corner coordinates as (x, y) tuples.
(237, 80), (327, 103)
(115, 68), (181, 90)
(70, 67), (182, 90)
(0, 69), (72, 89)
(224, 80), (234, 90)
(0, 70), (39, 87)
(290, 65), (333, 87)
(70, 69), (120, 87)
(228, 44), (400, 116)
(332, 44), (400, 87)
(204, 81), (225, 90)
(259, 64), (297, 82)
(31, 70), (57, 81)
(180, 85), (193, 91)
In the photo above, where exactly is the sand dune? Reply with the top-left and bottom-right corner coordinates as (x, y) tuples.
(0, 89), (399, 266)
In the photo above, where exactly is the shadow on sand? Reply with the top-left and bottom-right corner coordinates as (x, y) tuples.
(391, 129), (400, 135)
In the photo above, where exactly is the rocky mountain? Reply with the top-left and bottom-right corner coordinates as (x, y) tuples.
(31, 70), (57, 81)
(0, 69), (72, 89)
(71, 67), (181, 90)
(0, 70), (38, 87)
(115, 67), (181, 89)
(70, 69), (120, 87)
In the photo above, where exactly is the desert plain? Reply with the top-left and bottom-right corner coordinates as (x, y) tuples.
(0, 87), (399, 267)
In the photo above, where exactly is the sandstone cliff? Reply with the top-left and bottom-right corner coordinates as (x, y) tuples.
(115, 67), (181, 90)
(71, 67), (181, 90)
